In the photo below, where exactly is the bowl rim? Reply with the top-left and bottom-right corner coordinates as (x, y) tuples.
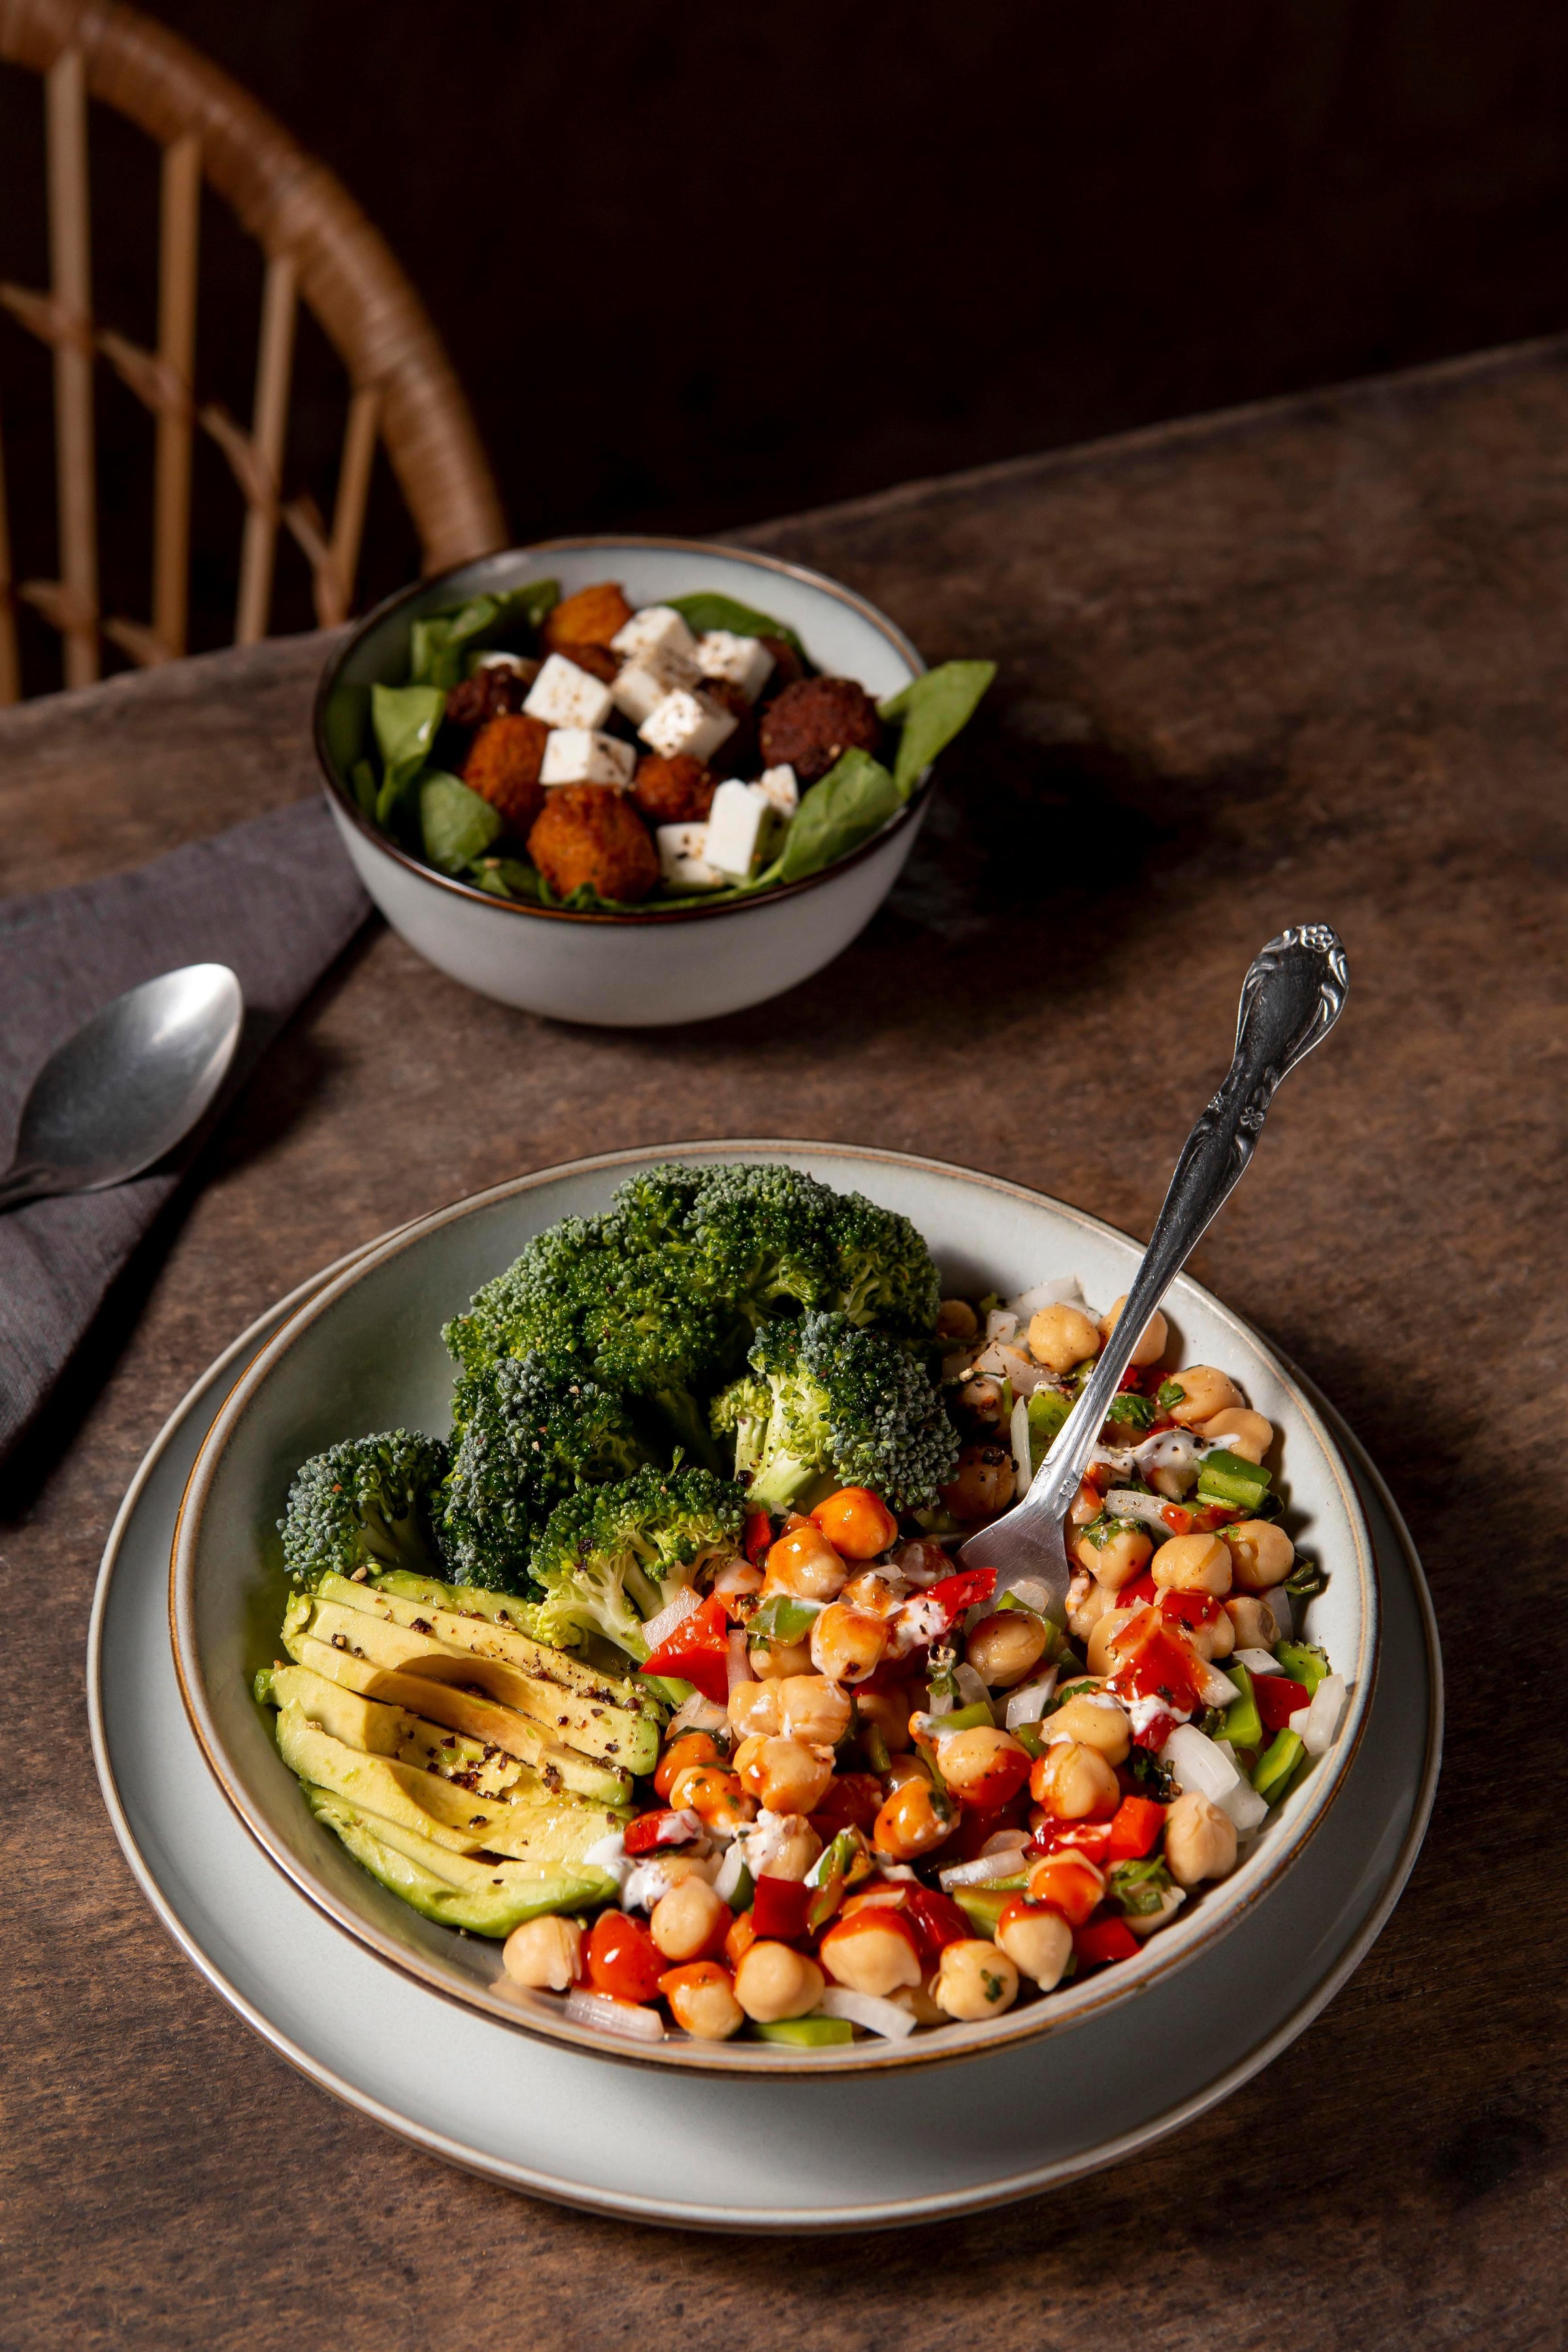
(312, 534), (934, 928)
(169, 1141), (1381, 2078)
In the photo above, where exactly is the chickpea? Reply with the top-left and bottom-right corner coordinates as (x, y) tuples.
(733, 1942), (826, 2024)
(934, 1938), (1020, 2021)
(811, 1486), (898, 1560)
(810, 1602), (889, 1686)
(1199, 1405), (1273, 1463)
(752, 1736), (834, 1817)
(765, 1523), (849, 1601)
(1048, 1693), (1131, 1765)
(502, 1914), (582, 1991)
(668, 1763), (749, 1824)
(819, 1910), (923, 1997)
(1068, 1477), (1103, 1529)
(966, 1609), (1049, 1688)
(1164, 1366), (1243, 1428)
(1097, 1294), (1169, 1368)
(853, 1686), (913, 1754)
(936, 1298), (979, 1343)
(728, 1680), (782, 1739)
(767, 1820), (825, 1882)
(1027, 1303), (1102, 1374)
(894, 1974), (949, 2028)
(894, 1537), (951, 1585)
(936, 1725), (1032, 1801)
(1226, 1594), (1281, 1648)
(662, 1962), (744, 2041)
(1151, 1531), (1232, 1595)
(1029, 1739), (1120, 1821)
(1066, 1570), (1115, 1643)
(1187, 1607), (1236, 1661)
(649, 1876), (730, 1963)
(776, 1673), (853, 1746)
(841, 1571), (900, 1616)
(1164, 1789), (1239, 1887)
(939, 1443), (1016, 1522)
(884, 1752), (928, 1791)
(874, 1774), (954, 1860)
(1073, 1522), (1153, 1590)
(995, 1903), (1072, 1989)
(749, 1635), (815, 1680)
(1086, 1605), (1141, 1677)
(957, 1375), (1008, 1432)
(1223, 1518), (1296, 1592)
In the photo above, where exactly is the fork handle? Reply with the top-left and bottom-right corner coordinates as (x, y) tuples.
(1021, 924), (1349, 1525)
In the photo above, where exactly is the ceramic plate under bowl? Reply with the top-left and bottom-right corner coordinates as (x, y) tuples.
(169, 1145), (1379, 2076)
(315, 539), (932, 1026)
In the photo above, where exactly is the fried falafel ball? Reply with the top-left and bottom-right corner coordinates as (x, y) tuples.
(542, 581), (634, 654)
(759, 675), (883, 785)
(556, 642), (621, 685)
(462, 713), (551, 832)
(631, 753), (717, 826)
(528, 784), (659, 903)
(445, 659), (539, 729)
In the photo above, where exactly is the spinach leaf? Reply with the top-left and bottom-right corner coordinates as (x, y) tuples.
(770, 747), (901, 884)
(419, 770), (502, 874)
(470, 855), (546, 902)
(408, 579), (560, 690)
(664, 592), (807, 662)
(371, 683), (448, 828)
(879, 659), (996, 799)
(349, 758), (378, 819)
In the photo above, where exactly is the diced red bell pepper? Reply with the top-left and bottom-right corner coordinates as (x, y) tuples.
(587, 1910), (664, 2003)
(751, 1874), (813, 1941)
(901, 1885), (972, 1959)
(809, 1772), (885, 1840)
(1107, 1794), (1166, 1860)
(1073, 1915), (1142, 1968)
(1255, 1674), (1310, 1731)
(1116, 1362), (1145, 1391)
(1191, 1502), (1238, 1531)
(1160, 1503), (1193, 1535)
(623, 1806), (702, 1855)
(640, 1591), (730, 1706)
(743, 1509), (774, 1566)
(924, 1567), (997, 1628)
(1106, 1613), (1207, 1713)
(1122, 1572), (1158, 1607)
(1033, 1818), (1113, 1865)
(1128, 1706), (1177, 1752)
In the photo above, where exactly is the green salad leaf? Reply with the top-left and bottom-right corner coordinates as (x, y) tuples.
(770, 747), (902, 885)
(408, 579), (560, 691)
(878, 659), (996, 799)
(371, 682), (447, 828)
(349, 758), (378, 819)
(663, 592), (806, 661)
(470, 855), (546, 902)
(419, 771), (502, 874)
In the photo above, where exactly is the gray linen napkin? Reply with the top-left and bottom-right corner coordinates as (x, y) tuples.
(0, 798), (369, 1461)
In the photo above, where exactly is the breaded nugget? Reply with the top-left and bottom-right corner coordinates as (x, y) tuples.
(542, 582), (635, 653)
(462, 712), (551, 830)
(557, 642), (620, 684)
(528, 784), (659, 902)
(631, 753), (717, 825)
(759, 676), (883, 785)
(446, 661), (538, 728)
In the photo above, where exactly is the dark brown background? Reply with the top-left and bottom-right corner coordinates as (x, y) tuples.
(5, 0), (1568, 685)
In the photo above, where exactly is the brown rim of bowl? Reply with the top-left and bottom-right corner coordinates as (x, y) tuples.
(312, 535), (936, 928)
(167, 1141), (1382, 2079)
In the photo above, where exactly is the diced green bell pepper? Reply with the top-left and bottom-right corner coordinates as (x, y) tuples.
(1252, 1727), (1305, 1805)
(932, 1700), (995, 1736)
(1222, 1662), (1263, 1753)
(753, 2016), (855, 2048)
(1027, 1388), (1071, 1467)
(1196, 1449), (1272, 1511)
(953, 1885), (1021, 1935)
(749, 1594), (821, 1642)
(1274, 1639), (1330, 1696)
(1013, 1721), (1047, 1761)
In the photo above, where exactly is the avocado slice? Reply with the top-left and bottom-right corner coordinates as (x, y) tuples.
(281, 1633), (633, 1807)
(275, 1703), (625, 1863)
(305, 1787), (615, 1938)
(310, 1576), (658, 1773)
(270, 1662), (538, 1801)
(365, 1571), (657, 1713)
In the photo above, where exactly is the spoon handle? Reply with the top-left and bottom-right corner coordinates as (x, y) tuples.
(1023, 923), (1349, 1521)
(0, 1164), (56, 1213)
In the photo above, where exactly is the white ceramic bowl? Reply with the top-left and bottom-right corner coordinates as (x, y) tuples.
(315, 538), (931, 1026)
(170, 1143), (1379, 2077)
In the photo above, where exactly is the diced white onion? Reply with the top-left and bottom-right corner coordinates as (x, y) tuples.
(981, 1828), (1033, 1856)
(1233, 1647), (1284, 1675)
(727, 1627), (753, 1695)
(1301, 1673), (1347, 1757)
(1005, 1274), (1089, 1317)
(1267, 1588), (1294, 1639)
(1162, 1722), (1238, 1801)
(1005, 1670), (1058, 1728)
(938, 1848), (1030, 1889)
(713, 1558), (764, 1597)
(665, 1690), (728, 1737)
(815, 1988), (916, 2040)
(1134, 1427), (1203, 1476)
(1198, 1662), (1241, 1708)
(1105, 1487), (1173, 1530)
(953, 1663), (990, 1709)
(1010, 1393), (1033, 1497)
(1008, 1577), (1056, 1615)
(640, 1584), (700, 1650)
(711, 1841), (749, 1903)
(1288, 1708), (1311, 1737)
(564, 1989), (665, 2043)
(985, 1308), (1020, 1345)
(995, 1345), (1048, 1396)
(1222, 1779), (1270, 1833)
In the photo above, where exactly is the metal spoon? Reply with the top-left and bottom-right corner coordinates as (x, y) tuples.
(958, 923), (1349, 1603)
(0, 964), (245, 1213)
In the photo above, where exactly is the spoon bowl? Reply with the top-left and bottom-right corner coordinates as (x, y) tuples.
(0, 964), (244, 1211)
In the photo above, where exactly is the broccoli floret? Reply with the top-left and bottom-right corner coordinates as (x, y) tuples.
(825, 1190), (942, 1337)
(711, 1312), (958, 1516)
(526, 1465), (746, 1659)
(442, 1216), (608, 1388)
(278, 1431), (449, 1588)
(439, 1354), (651, 1593)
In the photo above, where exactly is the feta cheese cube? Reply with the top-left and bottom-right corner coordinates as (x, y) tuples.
(757, 762), (799, 818)
(703, 779), (776, 879)
(539, 728), (636, 787)
(610, 649), (698, 727)
(696, 629), (774, 702)
(639, 687), (738, 763)
(611, 604), (699, 667)
(523, 651), (614, 731)
(655, 821), (723, 890)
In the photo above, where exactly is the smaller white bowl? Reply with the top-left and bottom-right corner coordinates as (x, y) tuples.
(314, 537), (932, 1027)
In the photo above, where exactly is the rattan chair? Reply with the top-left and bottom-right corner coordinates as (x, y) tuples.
(0, 0), (506, 700)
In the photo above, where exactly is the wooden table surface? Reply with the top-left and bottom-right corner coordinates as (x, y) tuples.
(5, 341), (1564, 2348)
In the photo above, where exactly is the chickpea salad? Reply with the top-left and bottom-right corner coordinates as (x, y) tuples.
(257, 1164), (1346, 2053)
(329, 576), (992, 911)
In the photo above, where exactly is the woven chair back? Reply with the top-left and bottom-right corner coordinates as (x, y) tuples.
(0, 0), (506, 699)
